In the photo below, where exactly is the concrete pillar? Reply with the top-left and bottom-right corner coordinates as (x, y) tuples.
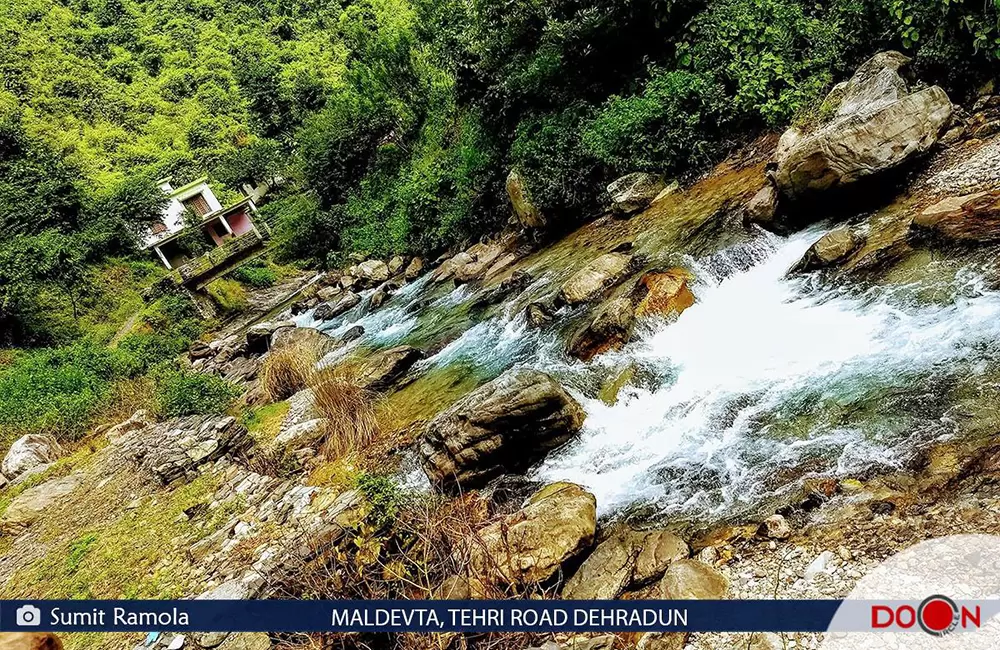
(154, 246), (172, 270)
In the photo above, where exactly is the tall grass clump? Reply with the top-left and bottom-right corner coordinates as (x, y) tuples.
(309, 365), (379, 461)
(259, 339), (321, 401)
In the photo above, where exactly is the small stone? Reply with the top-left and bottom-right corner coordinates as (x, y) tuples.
(760, 514), (792, 540)
(804, 550), (835, 581)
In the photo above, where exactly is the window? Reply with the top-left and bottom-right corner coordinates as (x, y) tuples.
(182, 193), (211, 217)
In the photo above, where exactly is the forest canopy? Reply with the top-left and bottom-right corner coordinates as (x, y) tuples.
(1, 0), (999, 337)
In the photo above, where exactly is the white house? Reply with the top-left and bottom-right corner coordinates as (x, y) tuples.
(144, 177), (261, 270)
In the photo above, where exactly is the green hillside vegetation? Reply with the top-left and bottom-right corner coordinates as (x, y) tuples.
(0, 0), (997, 445)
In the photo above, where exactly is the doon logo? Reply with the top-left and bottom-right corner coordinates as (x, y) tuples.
(871, 596), (981, 636)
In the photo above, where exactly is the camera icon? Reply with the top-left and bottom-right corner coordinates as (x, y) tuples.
(16, 604), (42, 627)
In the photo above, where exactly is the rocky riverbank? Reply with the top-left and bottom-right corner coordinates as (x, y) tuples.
(2, 52), (1000, 650)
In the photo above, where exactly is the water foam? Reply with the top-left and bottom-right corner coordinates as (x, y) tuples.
(533, 228), (1000, 518)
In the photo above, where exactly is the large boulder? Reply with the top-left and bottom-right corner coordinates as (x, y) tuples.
(789, 227), (866, 273)
(355, 260), (390, 286)
(566, 296), (635, 362)
(355, 346), (423, 392)
(464, 482), (597, 586)
(2, 474), (84, 532)
(743, 185), (779, 228)
(2, 434), (63, 480)
(658, 559), (729, 599)
(562, 529), (688, 600)
(404, 257), (425, 282)
(774, 52), (953, 201)
(634, 269), (695, 318)
(420, 369), (586, 493)
(313, 292), (360, 321)
(607, 173), (666, 216)
(246, 321), (295, 354)
(560, 253), (635, 306)
(270, 326), (337, 356)
(911, 191), (1000, 242)
(507, 169), (547, 229)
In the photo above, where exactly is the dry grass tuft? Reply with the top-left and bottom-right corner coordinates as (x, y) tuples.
(259, 339), (321, 401)
(308, 364), (380, 461)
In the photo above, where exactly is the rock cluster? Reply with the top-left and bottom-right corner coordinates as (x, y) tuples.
(118, 415), (253, 485)
(560, 252), (636, 305)
(563, 528), (689, 599)
(567, 268), (694, 361)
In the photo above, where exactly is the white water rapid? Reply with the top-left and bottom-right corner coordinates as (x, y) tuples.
(301, 227), (1000, 521)
(534, 228), (1000, 518)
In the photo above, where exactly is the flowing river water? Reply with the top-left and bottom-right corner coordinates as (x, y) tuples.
(293, 222), (1000, 523)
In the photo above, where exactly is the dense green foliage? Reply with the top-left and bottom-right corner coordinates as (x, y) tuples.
(0, 291), (206, 446)
(151, 366), (239, 418)
(4, 0), (997, 269)
(231, 261), (277, 288)
(282, 0), (999, 256)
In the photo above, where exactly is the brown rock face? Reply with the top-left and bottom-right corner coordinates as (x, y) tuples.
(774, 51), (953, 201)
(507, 169), (547, 229)
(790, 227), (866, 273)
(420, 369), (585, 493)
(404, 257), (424, 281)
(635, 269), (695, 318)
(566, 296), (635, 362)
(464, 482), (597, 586)
(659, 559), (729, 599)
(562, 528), (689, 599)
(911, 191), (1000, 242)
(560, 253), (635, 305)
(356, 346), (423, 392)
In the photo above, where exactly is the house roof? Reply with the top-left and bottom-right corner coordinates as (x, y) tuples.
(167, 176), (210, 199)
(147, 197), (257, 249)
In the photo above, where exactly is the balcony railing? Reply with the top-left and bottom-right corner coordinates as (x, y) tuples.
(172, 230), (265, 285)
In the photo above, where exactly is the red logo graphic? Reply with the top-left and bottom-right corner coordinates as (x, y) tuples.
(871, 595), (981, 636)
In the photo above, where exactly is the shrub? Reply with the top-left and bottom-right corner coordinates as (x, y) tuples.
(0, 343), (119, 444)
(354, 473), (405, 529)
(687, 0), (840, 128)
(509, 105), (605, 222)
(267, 194), (343, 269)
(232, 263), (277, 288)
(583, 70), (727, 175)
(204, 278), (249, 315)
(152, 366), (239, 418)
